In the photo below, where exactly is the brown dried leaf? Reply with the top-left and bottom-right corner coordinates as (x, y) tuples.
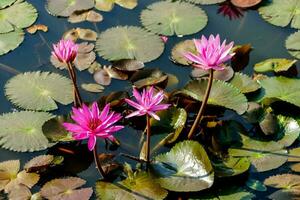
(27, 24), (48, 34)
(24, 155), (54, 173)
(77, 28), (97, 41)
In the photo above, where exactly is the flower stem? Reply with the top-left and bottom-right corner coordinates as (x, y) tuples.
(187, 69), (214, 140)
(66, 62), (82, 107)
(146, 114), (151, 168)
(93, 140), (107, 180)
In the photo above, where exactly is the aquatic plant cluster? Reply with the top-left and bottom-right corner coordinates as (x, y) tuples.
(1, 0), (300, 199)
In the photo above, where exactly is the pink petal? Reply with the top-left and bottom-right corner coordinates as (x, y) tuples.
(99, 104), (110, 122)
(125, 99), (144, 110)
(88, 135), (97, 151)
(63, 123), (85, 133)
(126, 110), (144, 118)
(150, 104), (171, 112)
(148, 111), (160, 121)
(91, 102), (99, 119)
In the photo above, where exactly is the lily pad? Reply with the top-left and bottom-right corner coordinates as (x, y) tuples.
(254, 58), (297, 73)
(192, 66), (234, 82)
(96, 26), (164, 62)
(5, 71), (73, 111)
(0, 0), (37, 34)
(264, 174), (300, 200)
(185, 0), (226, 5)
(152, 140), (214, 192)
(288, 147), (300, 162)
(81, 83), (104, 93)
(0, 29), (24, 56)
(112, 59), (145, 72)
(41, 177), (93, 200)
(0, 0), (16, 9)
(276, 115), (300, 148)
(175, 79), (248, 115)
(171, 39), (196, 65)
(24, 155), (54, 173)
(130, 68), (168, 88)
(0, 111), (54, 152)
(231, 0), (262, 8)
(68, 10), (103, 23)
(95, 0), (137, 12)
(229, 73), (261, 94)
(7, 184), (33, 200)
(213, 157), (250, 178)
(140, 1), (208, 36)
(258, 76), (300, 108)
(96, 171), (168, 200)
(46, 0), (95, 17)
(258, 0), (300, 29)
(286, 31), (300, 59)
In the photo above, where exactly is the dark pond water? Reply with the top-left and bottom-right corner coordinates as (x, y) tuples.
(0, 0), (298, 199)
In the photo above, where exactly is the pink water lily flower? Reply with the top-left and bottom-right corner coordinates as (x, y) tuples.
(184, 34), (234, 71)
(52, 39), (78, 63)
(63, 102), (124, 151)
(125, 86), (170, 120)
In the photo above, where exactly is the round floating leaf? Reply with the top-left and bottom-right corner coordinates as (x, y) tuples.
(96, 26), (164, 62)
(246, 179), (267, 192)
(81, 83), (104, 93)
(7, 184), (32, 200)
(0, 111), (54, 152)
(288, 147), (300, 162)
(286, 31), (300, 59)
(0, 160), (19, 191)
(258, 76), (300, 108)
(68, 10), (103, 23)
(96, 171), (168, 200)
(95, 0), (137, 12)
(112, 59), (145, 72)
(171, 39), (196, 66)
(254, 58), (297, 73)
(229, 73), (261, 93)
(46, 0), (94, 17)
(24, 155), (54, 173)
(0, 0), (16, 9)
(0, 0), (37, 34)
(0, 29), (24, 56)
(264, 174), (300, 200)
(213, 157), (250, 178)
(5, 71), (73, 111)
(41, 177), (93, 200)
(192, 66), (234, 81)
(175, 79), (248, 114)
(184, 0), (226, 5)
(276, 115), (300, 148)
(130, 68), (168, 88)
(140, 1), (208, 36)
(153, 140), (214, 192)
(259, 0), (300, 29)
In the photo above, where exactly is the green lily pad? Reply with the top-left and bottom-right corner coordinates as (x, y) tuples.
(229, 73), (261, 93)
(95, 0), (137, 12)
(258, 76), (300, 108)
(0, 0), (37, 34)
(96, 26), (164, 62)
(41, 177), (93, 200)
(152, 140), (214, 192)
(130, 68), (168, 88)
(286, 31), (300, 59)
(276, 115), (300, 148)
(185, 0), (226, 5)
(175, 79), (248, 115)
(264, 174), (300, 200)
(140, 1), (208, 36)
(246, 179), (267, 192)
(0, 111), (54, 152)
(288, 147), (300, 162)
(0, 29), (24, 56)
(258, 0), (300, 29)
(254, 58), (297, 73)
(96, 171), (168, 200)
(46, 0), (95, 17)
(171, 39), (196, 65)
(5, 71), (73, 111)
(213, 157), (250, 178)
(0, 0), (16, 9)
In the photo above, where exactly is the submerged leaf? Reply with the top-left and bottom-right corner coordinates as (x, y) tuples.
(254, 58), (297, 73)
(96, 171), (168, 200)
(153, 141), (214, 192)
(46, 0), (94, 17)
(0, 29), (24, 56)
(0, 111), (54, 152)
(41, 177), (93, 200)
(141, 1), (208, 36)
(246, 179), (267, 192)
(5, 71), (73, 111)
(96, 26), (164, 62)
(175, 79), (248, 114)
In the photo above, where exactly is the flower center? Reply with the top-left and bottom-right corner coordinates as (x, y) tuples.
(88, 118), (101, 130)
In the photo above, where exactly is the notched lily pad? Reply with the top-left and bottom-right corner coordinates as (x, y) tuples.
(130, 68), (168, 89)
(96, 26), (164, 62)
(254, 58), (297, 73)
(112, 59), (145, 72)
(141, 1), (208, 36)
(5, 71), (73, 111)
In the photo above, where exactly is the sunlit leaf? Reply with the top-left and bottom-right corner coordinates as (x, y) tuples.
(286, 31), (300, 59)
(259, 0), (300, 29)
(141, 1), (208, 36)
(0, 29), (24, 56)
(0, 0), (37, 34)
(0, 111), (54, 152)
(276, 115), (300, 148)
(254, 58), (297, 73)
(96, 26), (164, 62)
(41, 177), (93, 200)
(213, 157), (250, 177)
(153, 140), (214, 192)
(46, 0), (94, 17)
(0, 0), (16, 9)
(258, 76), (300, 108)
(175, 79), (248, 114)
(5, 71), (73, 111)
(229, 73), (260, 93)
(96, 171), (168, 200)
